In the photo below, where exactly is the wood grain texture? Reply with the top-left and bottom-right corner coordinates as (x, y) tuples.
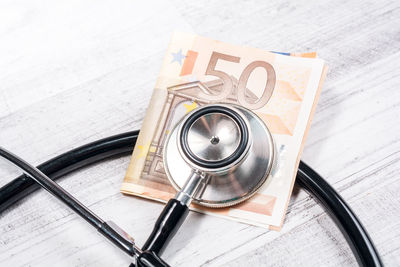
(0, 0), (399, 266)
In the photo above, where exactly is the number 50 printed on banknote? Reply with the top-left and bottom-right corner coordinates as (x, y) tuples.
(121, 32), (327, 230)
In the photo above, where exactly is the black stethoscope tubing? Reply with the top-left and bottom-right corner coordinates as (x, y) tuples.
(0, 130), (382, 267)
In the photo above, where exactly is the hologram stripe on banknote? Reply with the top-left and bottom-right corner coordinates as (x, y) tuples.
(121, 32), (326, 230)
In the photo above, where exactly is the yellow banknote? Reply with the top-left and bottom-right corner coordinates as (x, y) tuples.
(121, 32), (327, 230)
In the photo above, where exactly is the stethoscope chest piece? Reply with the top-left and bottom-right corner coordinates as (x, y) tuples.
(164, 104), (275, 208)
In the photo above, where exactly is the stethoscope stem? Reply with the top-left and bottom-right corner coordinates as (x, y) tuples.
(142, 170), (208, 255)
(141, 173), (197, 254)
(174, 170), (205, 206)
(141, 198), (189, 255)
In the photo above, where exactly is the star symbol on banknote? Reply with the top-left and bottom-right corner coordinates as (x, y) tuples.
(184, 101), (197, 113)
(137, 142), (150, 159)
(171, 49), (186, 65)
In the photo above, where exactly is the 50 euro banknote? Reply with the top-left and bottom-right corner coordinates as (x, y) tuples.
(121, 32), (327, 230)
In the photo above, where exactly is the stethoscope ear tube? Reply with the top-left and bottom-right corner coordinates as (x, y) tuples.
(297, 162), (383, 267)
(0, 130), (139, 213)
(0, 131), (382, 267)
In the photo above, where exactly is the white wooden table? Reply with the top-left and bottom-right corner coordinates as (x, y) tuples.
(1, 0), (399, 266)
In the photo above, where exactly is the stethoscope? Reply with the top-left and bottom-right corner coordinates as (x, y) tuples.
(0, 104), (383, 267)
